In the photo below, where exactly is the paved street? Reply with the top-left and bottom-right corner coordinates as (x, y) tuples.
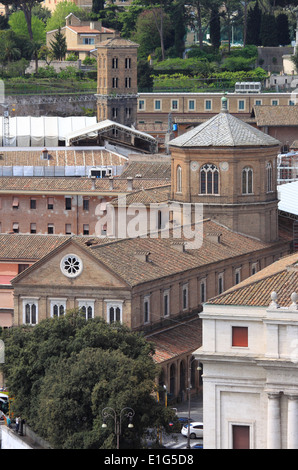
(163, 394), (203, 449)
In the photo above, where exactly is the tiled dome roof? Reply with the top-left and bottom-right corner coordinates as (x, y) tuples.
(169, 107), (280, 148)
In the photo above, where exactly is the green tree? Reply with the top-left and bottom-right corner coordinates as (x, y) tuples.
(49, 27), (67, 60)
(276, 13), (291, 45)
(46, 1), (84, 31)
(209, 5), (221, 49)
(260, 13), (278, 46)
(9, 10), (46, 43)
(92, 0), (105, 14)
(1, 0), (44, 40)
(137, 59), (154, 90)
(118, 1), (147, 38)
(246, 1), (262, 46)
(1, 312), (174, 449)
(132, 8), (173, 60)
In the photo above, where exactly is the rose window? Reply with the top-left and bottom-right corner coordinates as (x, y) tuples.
(60, 254), (83, 278)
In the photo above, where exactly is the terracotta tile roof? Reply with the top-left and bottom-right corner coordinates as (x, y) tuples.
(88, 219), (275, 287)
(254, 105), (298, 126)
(207, 252), (298, 307)
(0, 234), (71, 260)
(110, 185), (170, 206)
(0, 177), (169, 194)
(0, 234), (113, 261)
(146, 317), (202, 363)
(120, 161), (171, 179)
(0, 148), (127, 167)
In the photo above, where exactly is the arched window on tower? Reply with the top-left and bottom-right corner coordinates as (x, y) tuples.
(176, 165), (182, 193)
(266, 162), (273, 192)
(242, 167), (253, 194)
(200, 164), (219, 195)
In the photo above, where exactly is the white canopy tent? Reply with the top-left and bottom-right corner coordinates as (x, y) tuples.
(0, 116), (97, 147)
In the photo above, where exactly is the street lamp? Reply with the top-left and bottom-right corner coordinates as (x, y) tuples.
(186, 358), (202, 449)
(102, 407), (135, 449)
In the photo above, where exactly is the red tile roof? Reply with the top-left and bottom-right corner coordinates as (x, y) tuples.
(146, 316), (202, 363)
(208, 253), (298, 308)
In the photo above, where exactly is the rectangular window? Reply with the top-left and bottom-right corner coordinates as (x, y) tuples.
(272, 100), (278, 106)
(255, 100), (262, 106)
(218, 273), (224, 294)
(18, 264), (29, 274)
(154, 100), (161, 111)
(65, 197), (72, 211)
(13, 222), (19, 233)
(235, 268), (241, 285)
(205, 100), (212, 110)
(83, 37), (95, 45)
(125, 107), (131, 118)
(238, 100), (245, 111)
(139, 100), (145, 110)
(163, 290), (170, 317)
(171, 99), (178, 110)
(232, 425), (250, 449)
(144, 296), (150, 324)
(289, 100), (295, 106)
(182, 284), (188, 310)
(200, 278), (206, 303)
(112, 107), (118, 118)
(30, 223), (36, 234)
(251, 262), (258, 275)
(125, 57), (131, 69)
(48, 197), (54, 210)
(30, 198), (36, 209)
(112, 77), (118, 88)
(48, 224), (54, 234)
(125, 77), (131, 88)
(232, 326), (248, 347)
(12, 197), (19, 208)
(83, 224), (89, 235)
(112, 57), (118, 68)
(188, 100), (195, 111)
(83, 197), (89, 211)
(65, 224), (72, 235)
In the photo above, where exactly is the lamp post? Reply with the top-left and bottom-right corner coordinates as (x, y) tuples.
(102, 407), (135, 449)
(186, 358), (202, 449)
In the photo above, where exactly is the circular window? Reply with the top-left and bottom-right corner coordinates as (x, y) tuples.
(60, 254), (83, 278)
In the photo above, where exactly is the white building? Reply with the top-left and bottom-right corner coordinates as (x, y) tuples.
(194, 252), (298, 449)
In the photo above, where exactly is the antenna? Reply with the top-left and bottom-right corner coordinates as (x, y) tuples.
(1, 104), (9, 147)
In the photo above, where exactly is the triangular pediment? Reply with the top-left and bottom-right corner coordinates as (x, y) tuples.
(12, 239), (128, 289)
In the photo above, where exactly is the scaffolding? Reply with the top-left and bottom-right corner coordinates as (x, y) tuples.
(277, 152), (298, 184)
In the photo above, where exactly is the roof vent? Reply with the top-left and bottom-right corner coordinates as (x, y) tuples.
(135, 251), (151, 262)
(171, 241), (186, 252)
(206, 232), (222, 243)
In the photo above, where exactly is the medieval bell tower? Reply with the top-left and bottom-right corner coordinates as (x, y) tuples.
(96, 34), (139, 127)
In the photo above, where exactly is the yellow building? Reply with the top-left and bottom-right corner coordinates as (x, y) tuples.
(46, 13), (116, 60)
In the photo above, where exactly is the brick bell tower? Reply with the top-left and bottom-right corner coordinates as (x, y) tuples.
(96, 33), (139, 127)
(168, 97), (281, 243)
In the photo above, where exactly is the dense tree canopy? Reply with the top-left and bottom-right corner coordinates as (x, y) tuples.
(0, 311), (174, 449)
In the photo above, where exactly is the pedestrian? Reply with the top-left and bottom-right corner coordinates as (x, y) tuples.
(15, 416), (19, 433)
(6, 415), (11, 428)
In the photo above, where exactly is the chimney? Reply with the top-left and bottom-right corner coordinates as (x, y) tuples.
(91, 176), (96, 190)
(127, 177), (133, 191)
(109, 176), (114, 190)
(90, 21), (95, 30)
(135, 251), (151, 262)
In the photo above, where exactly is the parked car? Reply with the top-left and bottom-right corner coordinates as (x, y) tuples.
(181, 422), (203, 439)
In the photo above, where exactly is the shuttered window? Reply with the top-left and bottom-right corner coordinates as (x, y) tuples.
(232, 326), (248, 347)
(232, 425), (250, 449)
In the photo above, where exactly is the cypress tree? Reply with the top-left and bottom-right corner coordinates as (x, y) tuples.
(210, 6), (221, 50)
(49, 27), (67, 61)
(260, 14), (278, 47)
(246, 1), (262, 46)
(276, 13), (290, 46)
